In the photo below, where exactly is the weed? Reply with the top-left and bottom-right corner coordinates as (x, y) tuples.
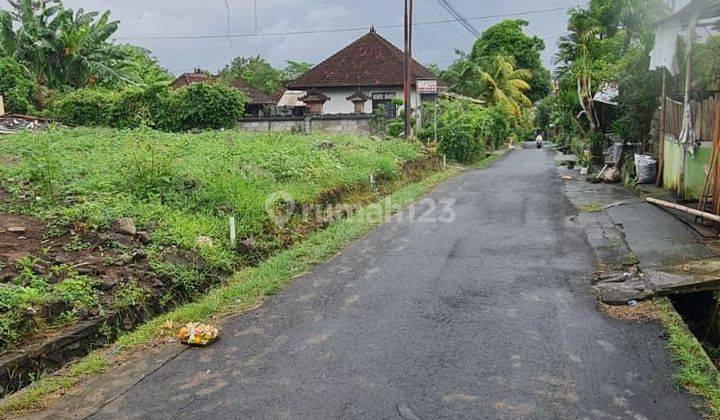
(62, 235), (89, 252)
(55, 276), (99, 310)
(579, 203), (604, 212)
(113, 281), (151, 313)
(657, 299), (720, 417)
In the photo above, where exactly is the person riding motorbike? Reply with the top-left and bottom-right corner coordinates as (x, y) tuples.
(535, 133), (544, 149)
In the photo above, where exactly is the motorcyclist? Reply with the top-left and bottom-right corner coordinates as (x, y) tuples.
(535, 133), (544, 149)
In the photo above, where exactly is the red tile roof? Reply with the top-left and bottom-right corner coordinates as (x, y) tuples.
(169, 72), (215, 88)
(170, 72), (274, 105)
(288, 28), (437, 89)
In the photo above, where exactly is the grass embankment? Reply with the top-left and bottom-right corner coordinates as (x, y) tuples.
(0, 159), (463, 414)
(657, 299), (720, 417)
(0, 127), (422, 350)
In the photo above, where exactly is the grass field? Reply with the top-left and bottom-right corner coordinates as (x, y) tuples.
(0, 127), (424, 350)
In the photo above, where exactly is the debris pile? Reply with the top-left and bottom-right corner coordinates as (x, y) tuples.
(0, 114), (53, 134)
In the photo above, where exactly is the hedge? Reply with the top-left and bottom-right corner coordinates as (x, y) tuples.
(418, 101), (527, 163)
(51, 83), (247, 132)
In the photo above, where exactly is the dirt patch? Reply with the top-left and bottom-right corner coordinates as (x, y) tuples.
(597, 299), (662, 321)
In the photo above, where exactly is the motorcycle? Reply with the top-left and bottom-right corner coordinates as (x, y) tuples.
(536, 138), (543, 149)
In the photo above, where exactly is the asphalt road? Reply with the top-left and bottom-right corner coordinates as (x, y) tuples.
(83, 146), (698, 419)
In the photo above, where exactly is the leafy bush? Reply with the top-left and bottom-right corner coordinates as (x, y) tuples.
(435, 101), (485, 163)
(111, 84), (169, 129)
(50, 83), (247, 132)
(52, 88), (117, 126)
(157, 83), (247, 132)
(386, 119), (404, 137)
(0, 57), (35, 114)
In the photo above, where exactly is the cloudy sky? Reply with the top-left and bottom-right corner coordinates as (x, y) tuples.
(55, 0), (585, 75)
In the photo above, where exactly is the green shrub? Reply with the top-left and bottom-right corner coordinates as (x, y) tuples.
(435, 101), (485, 163)
(55, 276), (99, 309)
(111, 84), (169, 129)
(50, 83), (247, 132)
(52, 88), (117, 126)
(0, 57), (35, 114)
(157, 83), (247, 132)
(386, 119), (404, 137)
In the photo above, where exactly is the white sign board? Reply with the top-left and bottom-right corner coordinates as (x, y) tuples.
(417, 79), (438, 94)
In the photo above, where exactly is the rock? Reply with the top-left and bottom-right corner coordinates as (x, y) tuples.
(196, 236), (214, 248)
(237, 238), (256, 254)
(113, 218), (137, 236)
(99, 276), (118, 291)
(602, 167), (621, 183)
(136, 231), (150, 244)
(594, 280), (654, 305)
(7, 226), (26, 234)
(131, 250), (148, 263)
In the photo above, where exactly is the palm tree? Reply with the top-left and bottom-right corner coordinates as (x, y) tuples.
(476, 55), (532, 116)
(555, 7), (602, 131)
(444, 54), (532, 116)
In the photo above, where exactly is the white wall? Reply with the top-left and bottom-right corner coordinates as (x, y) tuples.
(318, 86), (421, 115)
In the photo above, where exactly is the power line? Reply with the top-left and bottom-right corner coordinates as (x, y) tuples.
(434, 0), (482, 38)
(116, 6), (568, 41)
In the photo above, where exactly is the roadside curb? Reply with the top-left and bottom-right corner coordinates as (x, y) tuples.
(574, 198), (720, 418)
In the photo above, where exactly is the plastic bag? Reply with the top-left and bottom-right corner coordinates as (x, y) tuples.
(634, 154), (657, 184)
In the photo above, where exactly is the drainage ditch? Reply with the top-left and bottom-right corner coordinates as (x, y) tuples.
(670, 291), (720, 364)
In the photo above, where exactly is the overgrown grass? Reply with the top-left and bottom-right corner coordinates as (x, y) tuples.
(0, 127), (420, 266)
(0, 127), (422, 348)
(657, 298), (720, 417)
(0, 164), (463, 414)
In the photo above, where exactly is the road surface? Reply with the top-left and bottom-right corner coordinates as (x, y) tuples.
(66, 146), (699, 419)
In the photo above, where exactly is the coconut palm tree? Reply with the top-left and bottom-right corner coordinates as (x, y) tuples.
(475, 55), (532, 116)
(444, 54), (532, 116)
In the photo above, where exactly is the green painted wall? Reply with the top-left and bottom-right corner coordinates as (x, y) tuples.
(663, 137), (710, 199)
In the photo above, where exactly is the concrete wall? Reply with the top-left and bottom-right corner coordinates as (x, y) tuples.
(318, 86), (421, 115)
(237, 118), (305, 133)
(663, 135), (711, 199)
(237, 115), (375, 136)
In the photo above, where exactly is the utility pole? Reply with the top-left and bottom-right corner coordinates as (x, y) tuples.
(403, 0), (413, 139)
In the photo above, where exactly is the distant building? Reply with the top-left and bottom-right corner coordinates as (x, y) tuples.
(169, 69), (214, 89)
(286, 27), (439, 117)
(169, 70), (275, 117)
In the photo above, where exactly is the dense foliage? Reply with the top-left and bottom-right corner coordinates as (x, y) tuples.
(548, 0), (669, 152)
(0, 57), (35, 113)
(417, 100), (529, 163)
(50, 83), (247, 132)
(443, 19), (549, 112)
(219, 57), (314, 95)
(0, 0), (170, 107)
(468, 19), (552, 101)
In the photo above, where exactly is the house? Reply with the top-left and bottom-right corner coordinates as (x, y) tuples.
(169, 70), (275, 117)
(287, 27), (439, 117)
(227, 78), (275, 116)
(169, 69), (214, 88)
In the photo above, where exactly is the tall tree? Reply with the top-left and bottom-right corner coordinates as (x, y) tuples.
(446, 54), (532, 116)
(282, 60), (313, 82)
(219, 56), (283, 94)
(470, 19), (552, 101)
